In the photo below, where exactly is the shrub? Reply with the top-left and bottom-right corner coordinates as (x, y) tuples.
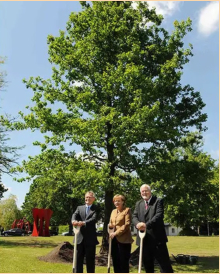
(58, 225), (69, 234)
(178, 227), (199, 236)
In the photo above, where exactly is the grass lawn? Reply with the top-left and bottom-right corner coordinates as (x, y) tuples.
(0, 235), (218, 273)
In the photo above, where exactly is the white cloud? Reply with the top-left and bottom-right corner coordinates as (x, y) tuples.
(76, 151), (106, 165)
(76, 151), (84, 158)
(131, 1), (180, 28)
(71, 81), (83, 87)
(131, 1), (180, 17)
(74, 81), (84, 87)
(197, 2), (219, 37)
(146, 1), (180, 17)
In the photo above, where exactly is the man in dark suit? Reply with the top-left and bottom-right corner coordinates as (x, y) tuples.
(132, 184), (173, 273)
(72, 191), (99, 273)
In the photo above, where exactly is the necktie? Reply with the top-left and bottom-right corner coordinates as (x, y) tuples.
(86, 206), (90, 216)
(145, 201), (149, 210)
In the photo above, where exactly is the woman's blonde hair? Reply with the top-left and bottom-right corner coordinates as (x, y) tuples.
(113, 194), (126, 204)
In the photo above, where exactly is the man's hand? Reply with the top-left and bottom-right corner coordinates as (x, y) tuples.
(77, 221), (85, 227)
(136, 222), (146, 231)
(72, 221), (85, 227)
(72, 221), (79, 226)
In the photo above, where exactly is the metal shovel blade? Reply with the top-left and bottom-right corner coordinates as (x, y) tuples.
(138, 230), (146, 273)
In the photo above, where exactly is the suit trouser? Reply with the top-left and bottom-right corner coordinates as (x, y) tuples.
(111, 237), (131, 273)
(76, 241), (96, 273)
(142, 242), (173, 273)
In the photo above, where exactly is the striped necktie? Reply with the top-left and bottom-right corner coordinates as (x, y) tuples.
(145, 201), (149, 210)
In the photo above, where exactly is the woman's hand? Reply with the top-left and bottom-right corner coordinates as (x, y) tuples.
(109, 232), (116, 239)
(108, 224), (115, 229)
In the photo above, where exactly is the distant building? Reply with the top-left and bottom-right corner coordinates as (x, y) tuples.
(164, 223), (182, 236)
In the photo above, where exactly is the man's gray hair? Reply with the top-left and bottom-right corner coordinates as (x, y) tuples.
(85, 191), (96, 198)
(140, 184), (151, 192)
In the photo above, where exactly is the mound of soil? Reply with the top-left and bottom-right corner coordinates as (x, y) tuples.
(39, 241), (74, 264)
(39, 241), (111, 266)
(95, 253), (110, 266)
(39, 242), (136, 267)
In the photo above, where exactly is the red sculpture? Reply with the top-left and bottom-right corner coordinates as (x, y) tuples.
(32, 208), (53, 237)
(12, 217), (31, 232)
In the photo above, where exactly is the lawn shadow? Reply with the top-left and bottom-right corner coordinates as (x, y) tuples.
(171, 256), (219, 273)
(0, 239), (57, 248)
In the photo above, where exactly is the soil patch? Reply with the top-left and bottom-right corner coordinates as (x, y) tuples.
(39, 242), (111, 266)
(39, 241), (74, 264)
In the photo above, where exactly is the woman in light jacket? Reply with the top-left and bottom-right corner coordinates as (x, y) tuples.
(108, 194), (134, 273)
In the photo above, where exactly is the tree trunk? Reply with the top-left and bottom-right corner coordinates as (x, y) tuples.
(207, 221), (210, 236)
(100, 121), (115, 253)
(100, 190), (113, 253)
(69, 222), (73, 235)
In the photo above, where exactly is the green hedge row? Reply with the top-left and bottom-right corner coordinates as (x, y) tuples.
(58, 225), (70, 234)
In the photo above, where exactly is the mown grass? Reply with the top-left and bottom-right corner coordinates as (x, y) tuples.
(0, 235), (218, 273)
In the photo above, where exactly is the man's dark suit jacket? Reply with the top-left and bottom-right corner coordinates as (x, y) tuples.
(132, 196), (168, 246)
(71, 204), (99, 246)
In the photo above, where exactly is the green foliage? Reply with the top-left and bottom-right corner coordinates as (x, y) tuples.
(1, 2), (208, 248)
(97, 226), (103, 232)
(144, 133), (219, 228)
(21, 173), (84, 226)
(58, 225), (69, 234)
(0, 126), (23, 176)
(0, 194), (22, 230)
(0, 57), (24, 199)
(0, 181), (7, 200)
(179, 227), (199, 236)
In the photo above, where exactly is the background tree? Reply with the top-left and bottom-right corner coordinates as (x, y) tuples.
(142, 133), (219, 232)
(21, 175), (84, 233)
(0, 57), (24, 199)
(2, 2), (207, 249)
(20, 149), (141, 229)
(0, 194), (22, 230)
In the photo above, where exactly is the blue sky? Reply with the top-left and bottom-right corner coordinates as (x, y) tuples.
(0, 1), (219, 208)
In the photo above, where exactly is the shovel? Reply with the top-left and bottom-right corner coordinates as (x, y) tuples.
(72, 226), (80, 273)
(138, 230), (146, 273)
(107, 225), (115, 273)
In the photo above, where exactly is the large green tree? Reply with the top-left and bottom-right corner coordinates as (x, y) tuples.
(2, 2), (207, 249)
(143, 133), (219, 230)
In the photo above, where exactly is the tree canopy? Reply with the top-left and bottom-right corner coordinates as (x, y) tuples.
(1, 2), (208, 247)
(0, 194), (22, 230)
(144, 133), (219, 228)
